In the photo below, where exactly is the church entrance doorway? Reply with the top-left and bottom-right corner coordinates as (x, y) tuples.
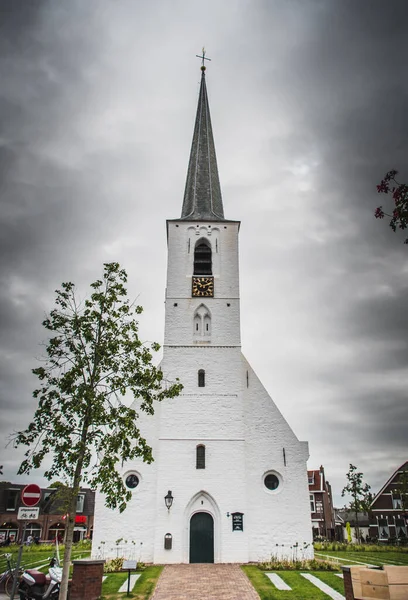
(189, 512), (214, 563)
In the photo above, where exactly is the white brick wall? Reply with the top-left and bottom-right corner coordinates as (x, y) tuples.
(164, 221), (241, 347)
(92, 218), (313, 563)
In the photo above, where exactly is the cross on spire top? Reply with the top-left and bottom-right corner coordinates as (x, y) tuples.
(196, 47), (211, 71)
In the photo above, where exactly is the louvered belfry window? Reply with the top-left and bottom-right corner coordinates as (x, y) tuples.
(194, 241), (212, 274)
(196, 445), (205, 469)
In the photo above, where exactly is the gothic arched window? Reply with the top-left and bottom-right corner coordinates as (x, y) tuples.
(198, 369), (205, 387)
(196, 445), (205, 469)
(193, 304), (211, 337)
(194, 240), (212, 275)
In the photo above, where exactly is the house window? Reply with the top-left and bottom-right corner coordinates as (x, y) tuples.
(393, 496), (402, 509)
(310, 494), (315, 512)
(315, 499), (323, 514)
(76, 494), (85, 513)
(378, 518), (389, 539)
(196, 445), (205, 469)
(194, 240), (212, 275)
(308, 473), (314, 485)
(6, 490), (19, 511)
(395, 518), (407, 539)
(198, 369), (205, 387)
(42, 490), (56, 514)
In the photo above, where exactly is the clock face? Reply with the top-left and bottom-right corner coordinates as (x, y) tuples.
(192, 276), (214, 297)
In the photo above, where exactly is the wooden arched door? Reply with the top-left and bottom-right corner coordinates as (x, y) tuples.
(189, 512), (214, 563)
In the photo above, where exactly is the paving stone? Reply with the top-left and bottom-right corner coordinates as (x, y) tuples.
(151, 564), (259, 600)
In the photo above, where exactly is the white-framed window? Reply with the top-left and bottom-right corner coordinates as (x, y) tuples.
(392, 494), (402, 509)
(76, 494), (85, 513)
(308, 473), (314, 485)
(315, 499), (323, 514)
(395, 517), (407, 539)
(310, 494), (315, 512)
(262, 470), (283, 495)
(124, 471), (141, 491)
(378, 517), (389, 539)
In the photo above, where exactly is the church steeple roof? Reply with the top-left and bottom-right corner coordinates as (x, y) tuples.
(180, 67), (225, 221)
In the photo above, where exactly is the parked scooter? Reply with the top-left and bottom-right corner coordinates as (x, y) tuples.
(17, 557), (62, 599)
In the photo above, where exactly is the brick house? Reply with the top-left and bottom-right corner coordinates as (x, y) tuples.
(308, 466), (336, 540)
(0, 482), (94, 544)
(369, 461), (408, 542)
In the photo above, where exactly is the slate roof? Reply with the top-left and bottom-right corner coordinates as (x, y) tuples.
(180, 68), (225, 221)
(370, 460), (408, 507)
(336, 509), (370, 527)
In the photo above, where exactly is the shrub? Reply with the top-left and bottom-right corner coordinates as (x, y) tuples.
(103, 557), (127, 573)
(259, 555), (340, 571)
(314, 541), (408, 553)
(73, 539), (92, 549)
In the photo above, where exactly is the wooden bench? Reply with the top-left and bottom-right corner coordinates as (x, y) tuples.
(343, 565), (408, 600)
(383, 566), (408, 600)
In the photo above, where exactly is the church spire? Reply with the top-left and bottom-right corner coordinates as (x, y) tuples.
(181, 54), (225, 221)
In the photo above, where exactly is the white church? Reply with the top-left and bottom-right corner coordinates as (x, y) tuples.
(92, 64), (313, 564)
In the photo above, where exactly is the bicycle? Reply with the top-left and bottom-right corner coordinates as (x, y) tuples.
(0, 552), (24, 597)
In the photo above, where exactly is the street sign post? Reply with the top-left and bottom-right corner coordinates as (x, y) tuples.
(10, 484), (42, 600)
(21, 484), (41, 507)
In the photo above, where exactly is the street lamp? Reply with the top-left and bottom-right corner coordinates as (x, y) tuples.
(164, 490), (173, 511)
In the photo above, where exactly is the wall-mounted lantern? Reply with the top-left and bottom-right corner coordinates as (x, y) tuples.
(164, 490), (174, 511)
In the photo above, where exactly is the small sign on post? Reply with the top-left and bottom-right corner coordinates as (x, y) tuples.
(18, 507), (39, 520)
(122, 560), (137, 597)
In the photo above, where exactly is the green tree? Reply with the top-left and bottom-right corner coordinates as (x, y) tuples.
(342, 464), (372, 543)
(13, 263), (182, 600)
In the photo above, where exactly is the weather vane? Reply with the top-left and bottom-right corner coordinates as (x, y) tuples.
(196, 47), (211, 71)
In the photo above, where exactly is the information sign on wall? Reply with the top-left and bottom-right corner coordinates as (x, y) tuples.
(231, 512), (244, 531)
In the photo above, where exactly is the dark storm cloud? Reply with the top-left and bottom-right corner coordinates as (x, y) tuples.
(238, 0), (408, 500)
(0, 0), (406, 502)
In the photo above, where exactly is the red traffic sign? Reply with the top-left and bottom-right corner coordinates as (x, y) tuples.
(21, 484), (42, 507)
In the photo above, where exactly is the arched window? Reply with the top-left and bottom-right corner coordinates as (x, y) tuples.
(198, 369), (205, 387)
(196, 445), (205, 469)
(193, 304), (211, 337)
(194, 240), (212, 275)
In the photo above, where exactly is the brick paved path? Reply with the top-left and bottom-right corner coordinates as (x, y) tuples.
(151, 564), (259, 600)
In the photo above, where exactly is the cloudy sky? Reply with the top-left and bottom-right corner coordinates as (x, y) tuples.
(1, 0), (407, 506)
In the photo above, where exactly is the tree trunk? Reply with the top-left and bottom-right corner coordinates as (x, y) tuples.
(59, 478), (80, 600)
(354, 507), (360, 544)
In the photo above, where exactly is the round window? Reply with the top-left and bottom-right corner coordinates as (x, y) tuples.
(125, 474), (139, 489)
(264, 474), (280, 490)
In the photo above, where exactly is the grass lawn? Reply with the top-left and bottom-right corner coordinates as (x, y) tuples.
(101, 566), (163, 600)
(0, 548), (90, 574)
(315, 549), (408, 567)
(242, 565), (345, 599)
